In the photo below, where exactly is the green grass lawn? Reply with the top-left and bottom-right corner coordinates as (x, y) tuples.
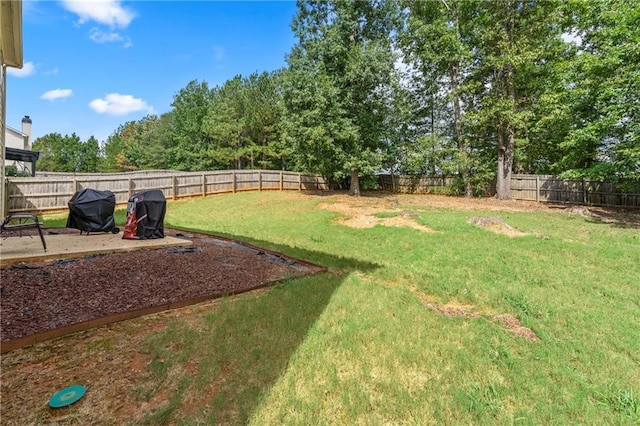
(45, 192), (640, 424)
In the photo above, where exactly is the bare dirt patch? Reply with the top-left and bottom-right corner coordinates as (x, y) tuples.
(0, 304), (221, 425)
(422, 299), (540, 342)
(467, 216), (528, 237)
(313, 191), (638, 230)
(318, 199), (434, 232)
(423, 300), (480, 318)
(494, 314), (541, 342)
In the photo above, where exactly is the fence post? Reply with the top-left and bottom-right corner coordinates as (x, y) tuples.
(172, 176), (178, 200)
(298, 173), (302, 191)
(582, 179), (587, 204)
(72, 179), (78, 194)
(201, 173), (206, 197)
(232, 171), (237, 193)
(259, 171), (262, 192)
(128, 178), (133, 199)
(535, 175), (540, 202)
(280, 171), (283, 191)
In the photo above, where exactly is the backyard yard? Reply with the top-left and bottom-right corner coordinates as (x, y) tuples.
(1, 191), (638, 425)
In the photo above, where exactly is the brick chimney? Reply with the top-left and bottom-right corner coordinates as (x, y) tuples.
(21, 115), (32, 150)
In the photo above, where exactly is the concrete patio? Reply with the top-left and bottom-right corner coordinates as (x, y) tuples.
(0, 230), (192, 267)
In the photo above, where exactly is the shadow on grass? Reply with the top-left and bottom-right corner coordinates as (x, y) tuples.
(584, 210), (640, 229)
(132, 228), (379, 425)
(169, 225), (379, 271)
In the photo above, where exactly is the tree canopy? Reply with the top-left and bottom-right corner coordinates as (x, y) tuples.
(32, 133), (100, 173)
(29, 0), (639, 196)
(284, 0), (400, 195)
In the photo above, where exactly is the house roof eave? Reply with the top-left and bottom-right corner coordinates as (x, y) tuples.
(1, 1), (24, 68)
(6, 125), (26, 137)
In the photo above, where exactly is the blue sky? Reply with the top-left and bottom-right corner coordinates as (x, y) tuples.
(7, 0), (298, 144)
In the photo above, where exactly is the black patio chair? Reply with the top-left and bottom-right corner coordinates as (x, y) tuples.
(1, 213), (47, 252)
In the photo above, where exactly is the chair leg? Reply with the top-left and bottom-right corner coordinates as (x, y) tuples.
(35, 221), (47, 252)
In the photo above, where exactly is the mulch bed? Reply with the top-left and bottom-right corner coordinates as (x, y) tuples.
(1, 229), (323, 347)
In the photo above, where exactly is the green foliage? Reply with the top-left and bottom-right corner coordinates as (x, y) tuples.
(102, 114), (173, 172)
(553, 0), (640, 184)
(398, 0), (476, 194)
(284, 0), (400, 194)
(399, 0), (568, 198)
(4, 165), (31, 177)
(202, 71), (287, 170)
(32, 132), (102, 172)
(170, 80), (216, 171)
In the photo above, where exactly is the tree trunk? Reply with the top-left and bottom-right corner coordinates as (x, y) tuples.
(497, 62), (516, 200)
(496, 122), (514, 200)
(502, 122), (515, 198)
(496, 122), (507, 199)
(349, 170), (361, 196)
(450, 4), (473, 198)
(496, 10), (517, 200)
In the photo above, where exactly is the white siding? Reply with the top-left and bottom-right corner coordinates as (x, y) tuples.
(5, 126), (25, 149)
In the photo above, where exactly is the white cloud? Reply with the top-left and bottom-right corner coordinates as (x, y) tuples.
(89, 93), (153, 116)
(89, 27), (132, 47)
(41, 89), (73, 101)
(45, 67), (60, 75)
(6, 62), (36, 78)
(90, 28), (123, 43)
(60, 0), (135, 28)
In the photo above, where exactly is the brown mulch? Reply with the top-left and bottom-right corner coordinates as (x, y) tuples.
(1, 228), (324, 346)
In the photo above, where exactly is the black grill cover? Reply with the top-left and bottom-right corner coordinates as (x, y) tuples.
(67, 188), (116, 233)
(122, 190), (166, 240)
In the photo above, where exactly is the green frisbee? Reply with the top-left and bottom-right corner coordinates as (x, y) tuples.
(49, 385), (86, 408)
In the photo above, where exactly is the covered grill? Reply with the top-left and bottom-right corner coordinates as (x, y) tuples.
(122, 190), (166, 240)
(66, 188), (117, 234)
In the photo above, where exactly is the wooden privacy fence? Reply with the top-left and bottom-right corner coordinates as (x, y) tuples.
(5, 170), (329, 213)
(378, 174), (457, 194)
(379, 174), (640, 208)
(509, 174), (640, 208)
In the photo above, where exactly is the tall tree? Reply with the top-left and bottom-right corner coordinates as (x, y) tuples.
(242, 71), (287, 169)
(103, 124), (127, 172)
(170, 80), (215, 171)
(467, 0), (564, 199)
(285, 0), (399, 195)
(400, 0), (475, 195)
(102, 121), (144, 172)
(136, 114), (174, 170)
(553, 0), (640, 185)
(32, 133), (101, 173)
(203, 76), (247, 169)
(78, 136), (101, 172)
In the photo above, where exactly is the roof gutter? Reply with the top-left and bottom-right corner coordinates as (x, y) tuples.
(1, 1), (24, 68)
